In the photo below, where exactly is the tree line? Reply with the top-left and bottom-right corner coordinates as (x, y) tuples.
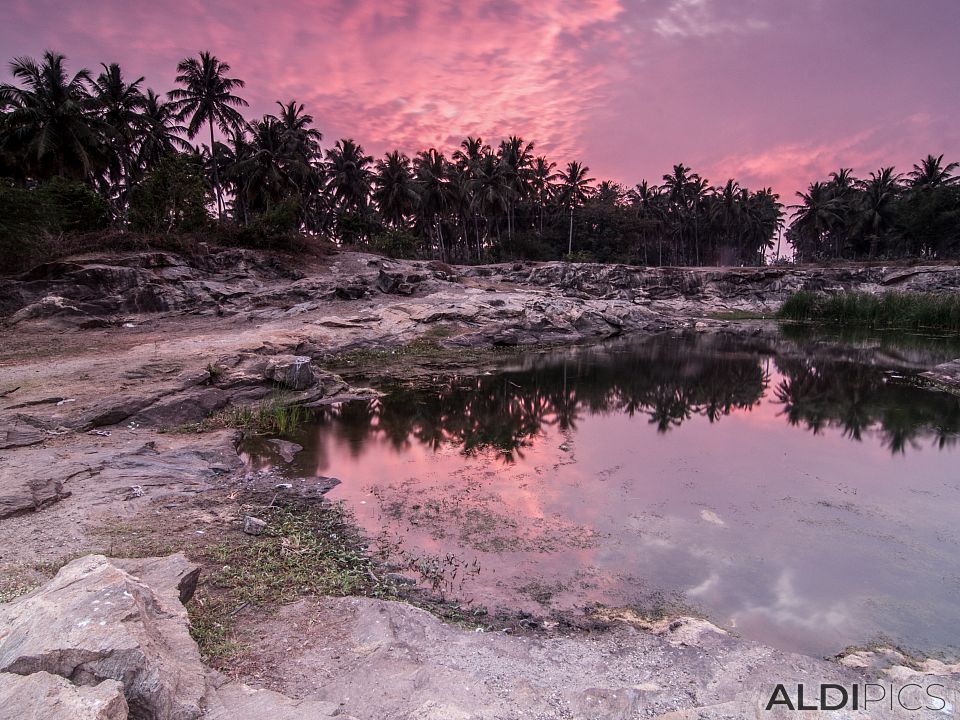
(789, 158), (960, 261)
(2, 50), (958, 268)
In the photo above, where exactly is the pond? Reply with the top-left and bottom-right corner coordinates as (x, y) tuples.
(242, 330), (960, 658)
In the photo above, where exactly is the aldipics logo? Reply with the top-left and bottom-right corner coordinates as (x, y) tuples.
(764, 683), (952, 713)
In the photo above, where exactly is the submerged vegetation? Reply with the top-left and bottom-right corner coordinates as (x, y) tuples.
(778, 291), (960, 332)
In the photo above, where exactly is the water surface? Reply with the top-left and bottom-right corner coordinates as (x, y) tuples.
(244, 331), (960, 657)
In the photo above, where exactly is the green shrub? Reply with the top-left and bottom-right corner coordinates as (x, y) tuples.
(778, 291), (960, 332)
(129, 153), (209, 233)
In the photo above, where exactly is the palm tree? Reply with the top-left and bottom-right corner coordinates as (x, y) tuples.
(530, 156), (557, 236)
(662, 164), (707, 264)
(559, 160), (594, 255)
(790, 182), (843, 260)
(470, 152), (509, 259)
(908, 154), (959, 188)
(167, 51), (248, 219)
(629, 180), (664, 264)
(135, 90), (190, 173)
(413, 148), (453, 259)
(857, 167), (902, 255)
(90, 62), (146, 208)
(266, 100), (323, 224)
(497, 135), (534, 245)
(324, 138), (373, 212)
(373, 150), (418, 229)
(0, 51), (104, 179)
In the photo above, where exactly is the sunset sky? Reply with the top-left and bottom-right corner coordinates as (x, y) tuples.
(5, 0), (960, 202)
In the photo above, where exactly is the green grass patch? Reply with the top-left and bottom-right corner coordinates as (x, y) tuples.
(777, 291), (960, 332)
(206, 503), (396, 605)
(175, 392), (309, 436)
(191, 502), (401, 660)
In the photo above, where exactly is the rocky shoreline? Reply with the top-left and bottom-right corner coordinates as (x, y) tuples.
(2, 249), (960, 719)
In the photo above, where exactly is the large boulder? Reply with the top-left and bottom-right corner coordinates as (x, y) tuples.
(0, 554), (207, 720)
(0, 671), (128, 720)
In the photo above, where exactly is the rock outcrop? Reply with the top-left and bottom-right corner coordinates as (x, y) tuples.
(0, 554), (354, 720)
(0, 554), (208, 720)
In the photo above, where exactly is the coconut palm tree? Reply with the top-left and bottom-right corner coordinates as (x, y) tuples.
(790, 182), (843, 260)
(413, 148), (453, 259)
(558, 160), (594, 255)
(857, 167), (903, 255)
(373, 150), (418, 229)
(324, 138), (373, 212)
(0, 51), (104, 179)
(167, 51), (248, 219)
(135, 90), (190, 174)
(530, 156), (558, 236)
(908, 154), (959, 188)
(90, 62), (146, 208)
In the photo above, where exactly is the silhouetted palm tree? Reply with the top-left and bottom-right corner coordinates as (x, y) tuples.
(373, 150), (419, 229)
(136, 89), (190, 173)
(559, 160), (594, 255)
(90, 62), (146, 208)
(908, 154), (959, 188)
(168, 51), (248, 219)
(0, 51), (104, 179)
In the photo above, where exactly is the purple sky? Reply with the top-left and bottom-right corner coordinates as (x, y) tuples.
(5, 0), (960, 201)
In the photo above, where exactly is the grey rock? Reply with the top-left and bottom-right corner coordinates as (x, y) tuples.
(0, 422), (46, 450)
(243, 516), (267, 535)
(206, 682), (358, 720)
(263, 356), (318, 390)
(134, 388), (230, 427)
(0, 461), (92, 519)
(266, 439), (303, 464)
(0, 554), (207, 720)
(0, 671), (128, 720)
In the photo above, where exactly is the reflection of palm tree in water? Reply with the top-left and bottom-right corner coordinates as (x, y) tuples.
(773, 356), (960, 454)
(310, 336), (958, 461)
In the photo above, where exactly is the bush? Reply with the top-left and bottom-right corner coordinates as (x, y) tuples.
(40, 177), (111, 232)
(370, 228), (419, 258)
(0, 178), (110, 273)
(129, 154), (209, 233)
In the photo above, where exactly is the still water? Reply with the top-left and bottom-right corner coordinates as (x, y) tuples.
(244, 331), (960, 658)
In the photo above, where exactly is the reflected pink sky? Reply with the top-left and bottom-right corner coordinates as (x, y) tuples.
(8, 1), (958, 200)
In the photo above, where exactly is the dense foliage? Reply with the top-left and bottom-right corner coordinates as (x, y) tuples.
(788, 159), (960, 261)
(2, 50), (958, 270)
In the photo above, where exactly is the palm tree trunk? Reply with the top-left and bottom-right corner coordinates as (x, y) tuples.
(209, 119), (223, 221)
(567, 205), (574, 256)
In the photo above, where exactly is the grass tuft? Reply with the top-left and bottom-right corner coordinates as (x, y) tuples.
(777, 291), (960, 332)
(177, 392), (309, 436)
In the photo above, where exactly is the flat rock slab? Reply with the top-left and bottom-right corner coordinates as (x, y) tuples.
(0, 459), (91, 519)
(0, 423), (46, 450)
(0, 671), (127, 720)
(205, 682), (359, 720)
(234, 596), (957, 720)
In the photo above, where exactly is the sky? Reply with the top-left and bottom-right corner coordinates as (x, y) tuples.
(4, 0), (960, 202)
